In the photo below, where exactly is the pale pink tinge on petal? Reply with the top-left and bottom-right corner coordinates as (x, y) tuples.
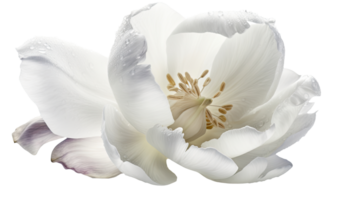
(12, 117), (62, 155)
(51, 137), (121, 178)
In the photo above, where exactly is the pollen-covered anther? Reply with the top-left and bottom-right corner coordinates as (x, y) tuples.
(185, 72), (193, 84)
(222, 104), (233, 111)
(218, 115), (226, 122)
(178, 83), (189, 94)
(218, 108), (227, 114)
(200, 70), (209, 79)
(220, 82), (225, 92)
(178, 73), (187, 84)
(166, 74), (176, 86)
(217, 122), (225, 129)
(213, 91), (221, 98)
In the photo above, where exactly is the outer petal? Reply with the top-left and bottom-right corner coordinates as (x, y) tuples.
(108, 12), (174, 134)
(272, 112), (316, 154)
(108, 2), (185, 95)
(258, 155), (293, 181)
(213, 155), (291, 183)
(17, 37), (116, 138)
(201, 125), (275, 158)
(203, 24), (281, 121)
(51, 137), (121, 178)
(102, 105), (175, 185)
(147, 125), (238, 180)
(12, 117), (62, 155)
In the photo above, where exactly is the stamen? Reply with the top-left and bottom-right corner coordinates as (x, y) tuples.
(201, 98), (212, 106)
(203, 77), (211, 87)
(206, 119), (210, 122)
(185, 72), (193, 85)
(206, 109), (213, 122)
(166, 74), (176, 86)
(179, 83), (189, 94)
(178, 73), (187, 84)
(167, 85), (175, 90)
(212, 118), (218, 126)
(206, 125), (213, 130)
(168, 95), (184, 100)
(218, 108), (227, 114)
(217, 122), (225, 129)
(200, 70), (209, 78)
(213, 91), (221, 98)
(194, 83), (201, 97)
(218, 115), (227, 122)
(169, 88), (179, 92)
(222, 104), (233, 110)
(220, 82), (226, 92)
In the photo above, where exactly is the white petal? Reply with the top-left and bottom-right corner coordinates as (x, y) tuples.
(201, 125), (275, 158)
(214, 155), (292, 183)
(215, 157), (267, 183)
(51, 137), (121, 178)
(102, 105), (175, 185)
(147, 125), (238, 180)
(202, 24), (281, 121)
(108, 21), (174, 134)
(166, 32), (226, 83)
(17, 37), (116, 138)
(12, 117), (62, 155)
(273, 112), (316, 154)
(258, 155), (292, 181)
(108, 2), (185, 95)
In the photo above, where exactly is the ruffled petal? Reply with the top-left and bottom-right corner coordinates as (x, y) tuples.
(102, 105), (175, 185)
(146, 125), (238, 180)
(108, 16), (174, 134)
(201, 125), (275, 158)
(202, 24), (281, 121)
(108, 2), (185, 95)
(12, 117), (62, 155)
(17, 37), (116, 138)
(272, 112), (316, 154)
(213, 155), (291, 183)
(51, 137), (121, 178)
(258, 155), (292, 181)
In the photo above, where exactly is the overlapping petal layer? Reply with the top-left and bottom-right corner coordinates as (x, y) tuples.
(51, 137), (121, 178)
(12, 117), (62, 155)
(102, 105), (175, 185)
(17, 37), (116, 138)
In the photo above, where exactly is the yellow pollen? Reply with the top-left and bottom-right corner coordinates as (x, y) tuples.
(218, 115), (227, 122)
(222, 104), (233, 110)
(200, 70), (209, 78)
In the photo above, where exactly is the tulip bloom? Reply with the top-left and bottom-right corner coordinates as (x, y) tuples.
(13, 3), (320, 185)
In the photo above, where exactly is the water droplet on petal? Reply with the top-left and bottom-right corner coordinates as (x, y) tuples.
(137, 56), (141, 59)
(44, 43), (51, 49)
(30, 46), (35, 50)
(18, 54), (24, 59)
(38, 48), (46, 54)
(37, 41), (42, 44)
(125, 39), (130, 45)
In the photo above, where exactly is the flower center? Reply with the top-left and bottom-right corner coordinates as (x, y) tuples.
(166, 70), (233, 142)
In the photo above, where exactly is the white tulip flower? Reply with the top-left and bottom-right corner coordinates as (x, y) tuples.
(13, 3), (320, 185)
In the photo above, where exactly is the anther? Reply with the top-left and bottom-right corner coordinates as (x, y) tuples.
(178, 73), (187, 84)
(167, 85), (174, 90)
(217, 122), (225, 129)
(203, 77), (211, 87)
(178, 83), (189, 94)
(220, 82), (225, 92)
(206, 125), (213, 130)
(212, 118), (218, 126)
(194, 83), (201, 96)
(222, 104), (233, 110)
(213, 91), (221, 98)
(200, 70), (209, 78)
(169, 88), (179, 92)
(206, 109), (213, 122)
(218, 108), (227, 114)
(218, 115), (227, 122)
(185, 72), (193, 84)
(168, 95), (184, 100)
(166, 74), (176, 86)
